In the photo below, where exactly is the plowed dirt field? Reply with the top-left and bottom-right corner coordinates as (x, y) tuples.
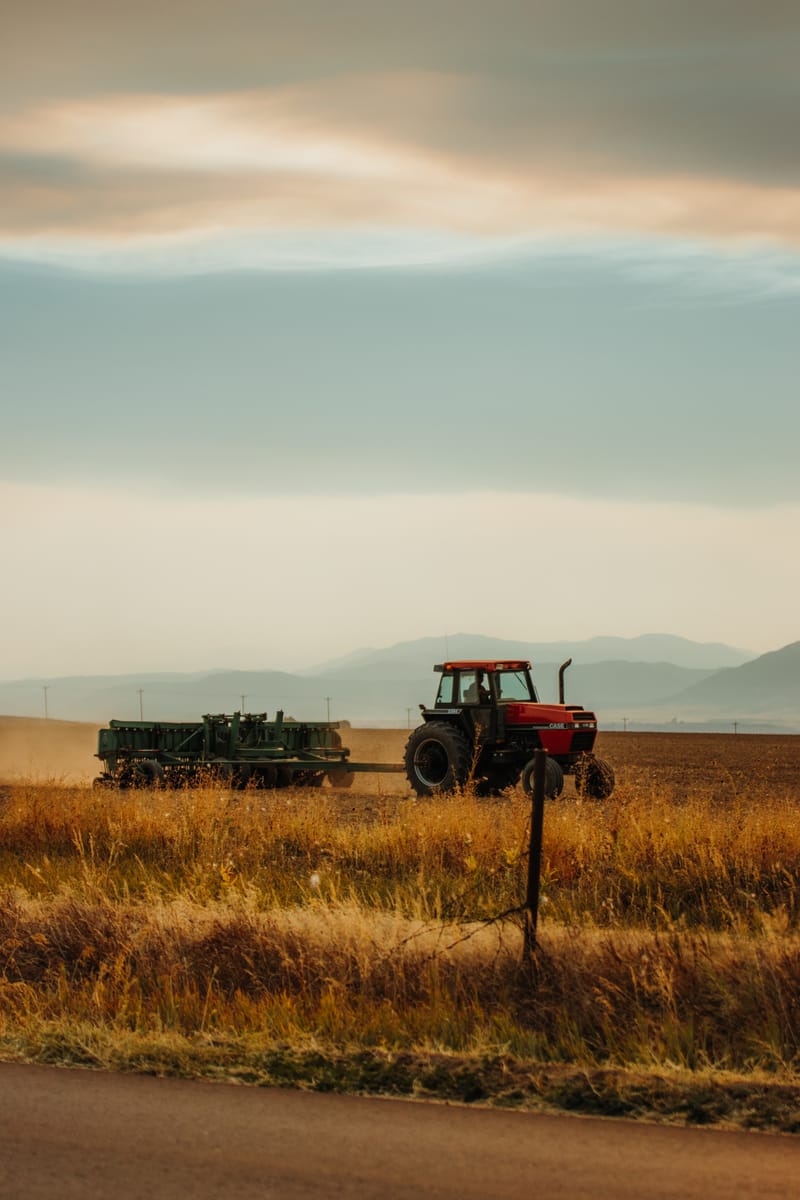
(1, 717), (799, 802)
(346, 728), (800, 799)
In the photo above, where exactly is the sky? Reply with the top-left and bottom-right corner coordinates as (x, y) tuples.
(2, 2), (799, 678)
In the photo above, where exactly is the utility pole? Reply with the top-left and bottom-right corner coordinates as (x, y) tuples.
(733, 721), (738, 735)
(137, 689), (144, 721)
(240, 694), (247, 713)
(325, 696), (332, 722)
(406, 707), (412, 729)
(42, 685), (49, 721)
(623, 716), (628, 732)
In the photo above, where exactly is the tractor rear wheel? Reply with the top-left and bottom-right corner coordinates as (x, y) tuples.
(521, 757), (564, 799)
(575, 755), (615, 800)
(404, 722), (471, 796)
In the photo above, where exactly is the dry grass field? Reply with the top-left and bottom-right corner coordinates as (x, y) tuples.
(0, 719), (799, 1129)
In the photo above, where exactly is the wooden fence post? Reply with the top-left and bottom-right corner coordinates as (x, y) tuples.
(523, 748), (547, 959)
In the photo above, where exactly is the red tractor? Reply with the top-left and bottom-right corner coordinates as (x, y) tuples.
(404, 659), (614, 799)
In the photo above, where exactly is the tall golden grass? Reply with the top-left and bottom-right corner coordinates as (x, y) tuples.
(0, 775), (798, 1124)
(1, 779), (797, 928)
(2, 890), (798, 1071)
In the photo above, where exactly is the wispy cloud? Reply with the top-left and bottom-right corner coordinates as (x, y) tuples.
(4, 227), (800, 310)
(3, 4), (800, 251)
(0, 95), (430, 179)
(3, 92), (800, 250)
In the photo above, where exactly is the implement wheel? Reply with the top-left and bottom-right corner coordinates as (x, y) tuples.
(120, 759), (164, 789)
(575, 755), (615, 800)
(404, 721), (471, 796)
(211, 762), (251, 789)
(295, 771), (326, 788)
(327, 770), (356, 789)
(92, 774), (118, 790)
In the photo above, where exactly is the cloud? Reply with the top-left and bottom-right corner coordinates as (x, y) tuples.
(0, 95), (426, 178)
(2, 5), (800, 245)
(3, 91), (800, 246)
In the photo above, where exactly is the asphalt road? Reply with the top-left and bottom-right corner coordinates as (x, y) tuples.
(1, 1063), (798, 1199)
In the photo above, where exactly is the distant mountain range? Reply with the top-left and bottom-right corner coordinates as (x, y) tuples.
(662, 641), (800, 718)
(304, 633), (752, 677)
(1, 634), (798, 732)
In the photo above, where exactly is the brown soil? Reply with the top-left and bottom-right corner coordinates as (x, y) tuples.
(342, 729), (800, 801)
(2, 718), (799, 801)
(596, 731), (800, 800)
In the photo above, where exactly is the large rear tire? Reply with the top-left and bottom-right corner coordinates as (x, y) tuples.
(575, 755), (615, 800)
(404, 722), (472, 796)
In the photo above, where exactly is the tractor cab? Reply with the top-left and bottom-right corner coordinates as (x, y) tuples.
(433, 660), (539, 708)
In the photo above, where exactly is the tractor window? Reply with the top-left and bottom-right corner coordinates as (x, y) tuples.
(496, 670), (535, 701)
(459, 671), (490, 704)
(436, 675), (455, 705)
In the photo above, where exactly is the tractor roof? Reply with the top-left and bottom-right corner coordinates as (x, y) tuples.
(434, 660), (532, 672)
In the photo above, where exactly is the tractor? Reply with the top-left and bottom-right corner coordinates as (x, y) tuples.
(404, 659), (614, 799)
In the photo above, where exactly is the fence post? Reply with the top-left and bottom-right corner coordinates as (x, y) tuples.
(523, 748), (547, 959)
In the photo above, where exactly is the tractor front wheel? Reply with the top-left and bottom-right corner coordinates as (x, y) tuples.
(521, 756), (564, 799)
(404, 722), (471, 796)
(575, 755), (615, 800)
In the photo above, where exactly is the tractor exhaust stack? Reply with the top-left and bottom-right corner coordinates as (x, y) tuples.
(558, 658), (573, 704)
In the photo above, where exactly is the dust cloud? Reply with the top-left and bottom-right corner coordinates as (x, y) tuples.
(338, 727), (410, 794)
(0, 717), (99, 784)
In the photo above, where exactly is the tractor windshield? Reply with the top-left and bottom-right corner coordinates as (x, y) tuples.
(495, 669), (537, 702)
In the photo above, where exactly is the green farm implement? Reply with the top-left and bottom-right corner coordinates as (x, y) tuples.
(94, 710), (403, 790)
